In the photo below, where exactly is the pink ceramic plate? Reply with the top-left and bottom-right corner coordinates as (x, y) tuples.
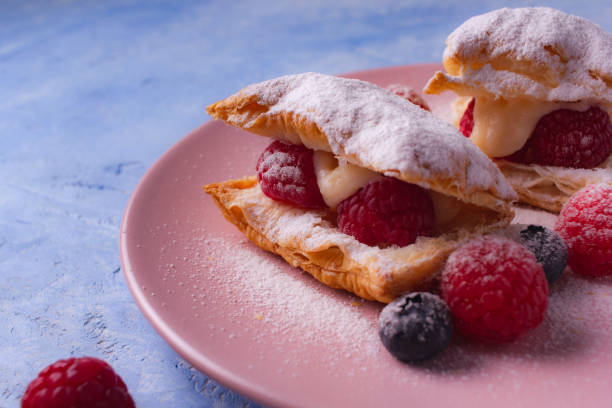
(120, 64), (612, 408)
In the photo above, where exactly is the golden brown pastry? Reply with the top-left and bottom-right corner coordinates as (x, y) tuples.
(205, 72), (517, 303)
(425, 7), (612, 212)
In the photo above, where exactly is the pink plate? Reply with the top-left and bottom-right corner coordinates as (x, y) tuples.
(120, 64), (612, 408)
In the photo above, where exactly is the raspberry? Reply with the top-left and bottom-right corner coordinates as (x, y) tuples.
(336, 177), (435, 247)
(441, 236), (548, 343)
(503, 106), (612, 168)
(379, 292), (452, 362)
(386, 84), (431, 111)
(21, 357), (135, 408)
(459, 98), (475, 137)
(519, 225), (568, 285)
(256, 140), (325, 209)
(554, 183), (612, 277)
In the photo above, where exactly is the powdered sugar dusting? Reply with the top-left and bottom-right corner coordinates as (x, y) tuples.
(443, 7), (612, 102)
(181, 229), (382, 363)
(241, 73), (516, 206)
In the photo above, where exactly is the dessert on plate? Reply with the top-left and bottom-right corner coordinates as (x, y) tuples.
(204, 72), (516, 303)
(424, 7), (612, 212)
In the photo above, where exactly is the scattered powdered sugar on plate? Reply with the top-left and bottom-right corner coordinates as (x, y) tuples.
(179, 228), (382, 364)
(154, 210), (612, 385)
(512, 205), (558, 229)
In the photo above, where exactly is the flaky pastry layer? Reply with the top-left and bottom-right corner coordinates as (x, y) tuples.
(207, 73), (516, 217)
(496, 158), (612, 213)
(204, 177), (512, 303)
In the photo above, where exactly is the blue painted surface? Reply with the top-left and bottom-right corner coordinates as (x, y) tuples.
(2, 1), (612, 407)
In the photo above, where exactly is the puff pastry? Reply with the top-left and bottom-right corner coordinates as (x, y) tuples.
(424, 7), (612, 213)
(205, 72), (517, 302)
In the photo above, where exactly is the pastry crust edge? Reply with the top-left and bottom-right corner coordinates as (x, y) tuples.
(204, 176), (512, 303)
(496, 159), (612, 213)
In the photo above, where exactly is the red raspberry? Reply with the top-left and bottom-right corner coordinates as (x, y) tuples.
(554, 183), (612, 277)
(441, 236), (548, 343)
(386, 83), (431, 111)
(503, 106), (612, 168)
(256, 140), (325, 209)
(21, 357), (135, 408)
(459, 98), (475, 137)
(336, 177), (435, 247)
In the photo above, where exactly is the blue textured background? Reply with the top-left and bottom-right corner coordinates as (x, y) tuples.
(2, 1), (612, 407)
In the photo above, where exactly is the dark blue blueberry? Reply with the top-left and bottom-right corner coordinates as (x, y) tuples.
(378, 292), (452, 362)
(519, 224), (568, 285)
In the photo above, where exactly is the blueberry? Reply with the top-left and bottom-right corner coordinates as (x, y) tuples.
(519, 224), (568, 285)
(378, 292), (452, 362)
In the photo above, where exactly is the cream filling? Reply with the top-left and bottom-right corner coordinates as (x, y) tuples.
(429, 190), (462, 227)
(313, 150), (462, 227)
(313, 151), (383, 209)
(469, 96), (595, 158)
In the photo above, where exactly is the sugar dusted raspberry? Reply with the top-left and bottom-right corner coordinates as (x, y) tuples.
(21, 357), (135, 408)
(441, 236), (548, 343)
(336, 177), (435, 247)
(459, 98), (475, 137)
(554, 183), (612, 277)
(386, 83), (431, 111)
(256, 140), (326, 209)
(503, 106), (612, 168)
